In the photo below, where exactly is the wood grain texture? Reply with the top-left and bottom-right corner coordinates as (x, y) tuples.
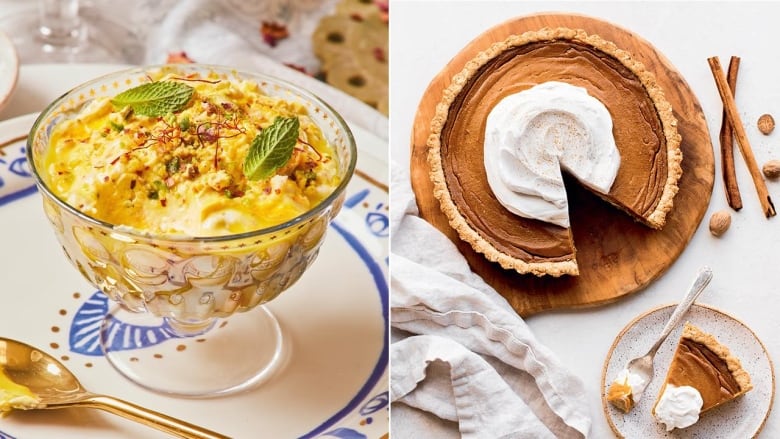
(409, 13), (715, 317)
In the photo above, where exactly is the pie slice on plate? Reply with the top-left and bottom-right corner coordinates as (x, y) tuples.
(652, 322), (752, 431)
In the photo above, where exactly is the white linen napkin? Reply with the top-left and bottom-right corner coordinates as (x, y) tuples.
(390, 163), (591, 438)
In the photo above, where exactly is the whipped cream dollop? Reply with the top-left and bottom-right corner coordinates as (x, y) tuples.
(613, 368), (647, 402)
(654, 384), (704, 431)
(484, 81), (620, 228)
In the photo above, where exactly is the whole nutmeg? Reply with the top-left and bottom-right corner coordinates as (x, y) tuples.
(709, 210), (731, 237)
(761, 160), (780, 179)
(758, 114), (775, 135)
(763, 160), (780, 179)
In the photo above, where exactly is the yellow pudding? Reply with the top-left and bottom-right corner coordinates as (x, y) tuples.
(43, 71), (341, 236)
(0, 367), (40, 414)
(29, 66), (356, 328)
(607, 378), (634, 413)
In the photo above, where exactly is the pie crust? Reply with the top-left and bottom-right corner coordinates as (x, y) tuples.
(652, 322), (753, 418)
(427, 27), (682, 276)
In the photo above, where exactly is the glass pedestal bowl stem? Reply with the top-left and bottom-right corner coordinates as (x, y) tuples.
(0, 0), (144, 63)
(166, 317), (217, 337)
(38, 0), (82, 46)
(99, 304), (287, 397)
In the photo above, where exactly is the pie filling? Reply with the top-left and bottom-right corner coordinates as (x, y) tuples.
(606, 368), (647, 413)
(667, 338), (743, 410)
(440, 39), (668, 262)
(484, 81), (621, 229)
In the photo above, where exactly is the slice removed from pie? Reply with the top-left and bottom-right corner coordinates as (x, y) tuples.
(652, 322), (752, 431)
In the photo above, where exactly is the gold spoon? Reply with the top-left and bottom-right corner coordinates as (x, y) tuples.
(0, 338), (229, 439)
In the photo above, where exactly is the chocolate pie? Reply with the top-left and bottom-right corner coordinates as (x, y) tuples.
(427, 28), (682, 276)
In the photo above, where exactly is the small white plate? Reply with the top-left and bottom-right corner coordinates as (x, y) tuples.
(602, 304), (774, 438)
(0, 30), (18, 113)
(0, 113), (388, 439)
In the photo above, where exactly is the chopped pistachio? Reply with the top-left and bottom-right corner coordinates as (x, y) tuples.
(179, 115), (190, 131)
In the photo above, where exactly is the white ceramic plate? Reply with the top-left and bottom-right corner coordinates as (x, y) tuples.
(601, 304), (774, 438)
(0, 113), (388, 439)
(0, 30), (18, 114)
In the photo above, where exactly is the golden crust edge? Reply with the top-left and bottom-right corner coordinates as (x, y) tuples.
(426, 26), (682, 275)
(428, 136), (578, 277)
(650, 321), (754, 417)
(681, 322), (754, 395)
(568, 27), (683, 229)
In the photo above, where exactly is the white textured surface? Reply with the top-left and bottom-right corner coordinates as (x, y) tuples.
(603, 305), (773, 438)
(0, 29), (17, 112)
(391, 1), (780, 437)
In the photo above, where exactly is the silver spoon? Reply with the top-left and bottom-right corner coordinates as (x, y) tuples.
(0, 338), (229, 438)
(614, 266), (713, 408)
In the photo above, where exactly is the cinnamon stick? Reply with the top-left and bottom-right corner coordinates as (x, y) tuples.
(719, 56), (742, 210)
(708, 56), (776, 218)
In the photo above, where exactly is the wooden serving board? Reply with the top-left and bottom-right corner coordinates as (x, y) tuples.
(410, 13), (715, 317)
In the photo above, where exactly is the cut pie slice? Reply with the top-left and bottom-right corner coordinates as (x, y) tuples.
(427, 27), (682, 276)
(652, 322), (752, 431)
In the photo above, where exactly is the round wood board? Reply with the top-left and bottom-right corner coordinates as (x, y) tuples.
(410, 13), (715, 317)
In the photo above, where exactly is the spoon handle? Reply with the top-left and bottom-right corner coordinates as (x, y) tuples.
(646, 266), (713, 356)
(76, 394), (230, 439)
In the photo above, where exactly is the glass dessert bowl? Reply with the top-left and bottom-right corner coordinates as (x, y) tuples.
(27, 64), (357, 397)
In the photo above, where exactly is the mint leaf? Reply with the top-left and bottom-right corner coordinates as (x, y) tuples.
(244, 116), (299, 181)
(111, 81), (194, 117)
